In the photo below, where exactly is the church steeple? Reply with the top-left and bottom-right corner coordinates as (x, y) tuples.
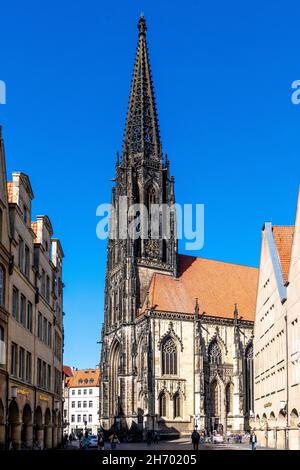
(104, 16), (177, 334)
(123, 15), (161, 161)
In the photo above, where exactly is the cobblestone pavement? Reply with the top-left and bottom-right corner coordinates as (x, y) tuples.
(66, 438), (268, 451)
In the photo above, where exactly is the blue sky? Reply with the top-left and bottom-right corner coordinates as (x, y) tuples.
(1, 0), (300, 369)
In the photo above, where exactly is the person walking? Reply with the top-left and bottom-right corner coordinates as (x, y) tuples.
(146, 430), (152, 446)
(109, 432), (120, 450)
(191, 429), (200, 450)
(97, 432), (105, 450)
(250, 431), (257, 451)
(81, 431), (90, 450)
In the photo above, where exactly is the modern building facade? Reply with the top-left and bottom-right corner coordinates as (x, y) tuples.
(63, 368), (100, 436)
(253, 191), (300, 449)
(0, 126), (64, 449)
(99, 16), (258, 437)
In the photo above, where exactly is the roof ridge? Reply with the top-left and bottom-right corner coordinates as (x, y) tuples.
(179, 253), (258, 270)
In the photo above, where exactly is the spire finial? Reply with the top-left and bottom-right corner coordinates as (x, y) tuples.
(234, 303), (238, 323)
(194, 298), (199, 319)
(138, 13), (147, 36)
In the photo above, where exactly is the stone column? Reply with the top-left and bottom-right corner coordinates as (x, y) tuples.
(24, 424), (33, 448)
(11, 422), (22, 450)
(36, 427), (44, 449)
(52, 425), (57, 449)
(57, 426), (62, 446)
(0, 423), (5, 449)
(44, 425), (53, 449)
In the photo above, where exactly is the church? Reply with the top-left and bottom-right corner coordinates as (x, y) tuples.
(99, 16), (258, 437)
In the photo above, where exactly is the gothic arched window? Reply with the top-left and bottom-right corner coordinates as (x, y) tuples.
(173, 392), (181, 418)
(0, 265), (5, 307)
(162, 337), (177, 375)
(146, 186), (158, 240)
(159, 392), (167, 417)
(208, 340), (222, 365)
(244, 342), (254, 414)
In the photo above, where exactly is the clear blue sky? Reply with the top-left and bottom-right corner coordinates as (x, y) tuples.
(1, 0), (300, 369)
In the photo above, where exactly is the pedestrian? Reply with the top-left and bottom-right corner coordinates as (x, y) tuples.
(81, 431), (90, 450)
(109, 432), (120, 450)
(191, 429), (200, 450)
(250, 431), (257, 451)
(146, 430), (152, 446)
(97, 432), (105, 450)
(63, 433), (68, 448)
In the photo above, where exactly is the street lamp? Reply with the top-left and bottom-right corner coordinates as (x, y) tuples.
(11, 386), (17, 400)
(280, 401), (287, 412)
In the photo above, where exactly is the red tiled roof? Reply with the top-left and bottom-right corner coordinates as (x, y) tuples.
(63, 365), (74, 378)
(140, 254), (258, 321)
(67, 369), (100, 388)
(272, 225), (294, 283)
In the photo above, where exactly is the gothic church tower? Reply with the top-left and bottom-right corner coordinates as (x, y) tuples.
(100, 16), (177, 429)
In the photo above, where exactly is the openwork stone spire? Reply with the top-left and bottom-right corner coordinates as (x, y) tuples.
(123, 15), (161, 160)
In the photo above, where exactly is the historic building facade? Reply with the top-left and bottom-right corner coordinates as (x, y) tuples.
(0, 126), (64, 449)
(99, 17), (258, 437)
(253, 192), (300, 449)
(63, 367), (100, 436)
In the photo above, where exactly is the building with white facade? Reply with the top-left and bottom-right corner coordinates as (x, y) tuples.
(253, 190), (300, 449)
(63, 367), (100, 436)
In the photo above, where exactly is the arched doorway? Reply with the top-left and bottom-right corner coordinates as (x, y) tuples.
(268, 412), (276, 448)
(109, 341), (120, 419)
(210, 380), (222, 434)
(277, 411), (287, 449)
(34, 406), (43, 448)
(8, 400), (21, 449)
(290, 409), (298, 427)
(0, 398), (5, 449)
(21, 404), (33, 449)
(290, 409), (299, 450)
(44, 408), (52, 449)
